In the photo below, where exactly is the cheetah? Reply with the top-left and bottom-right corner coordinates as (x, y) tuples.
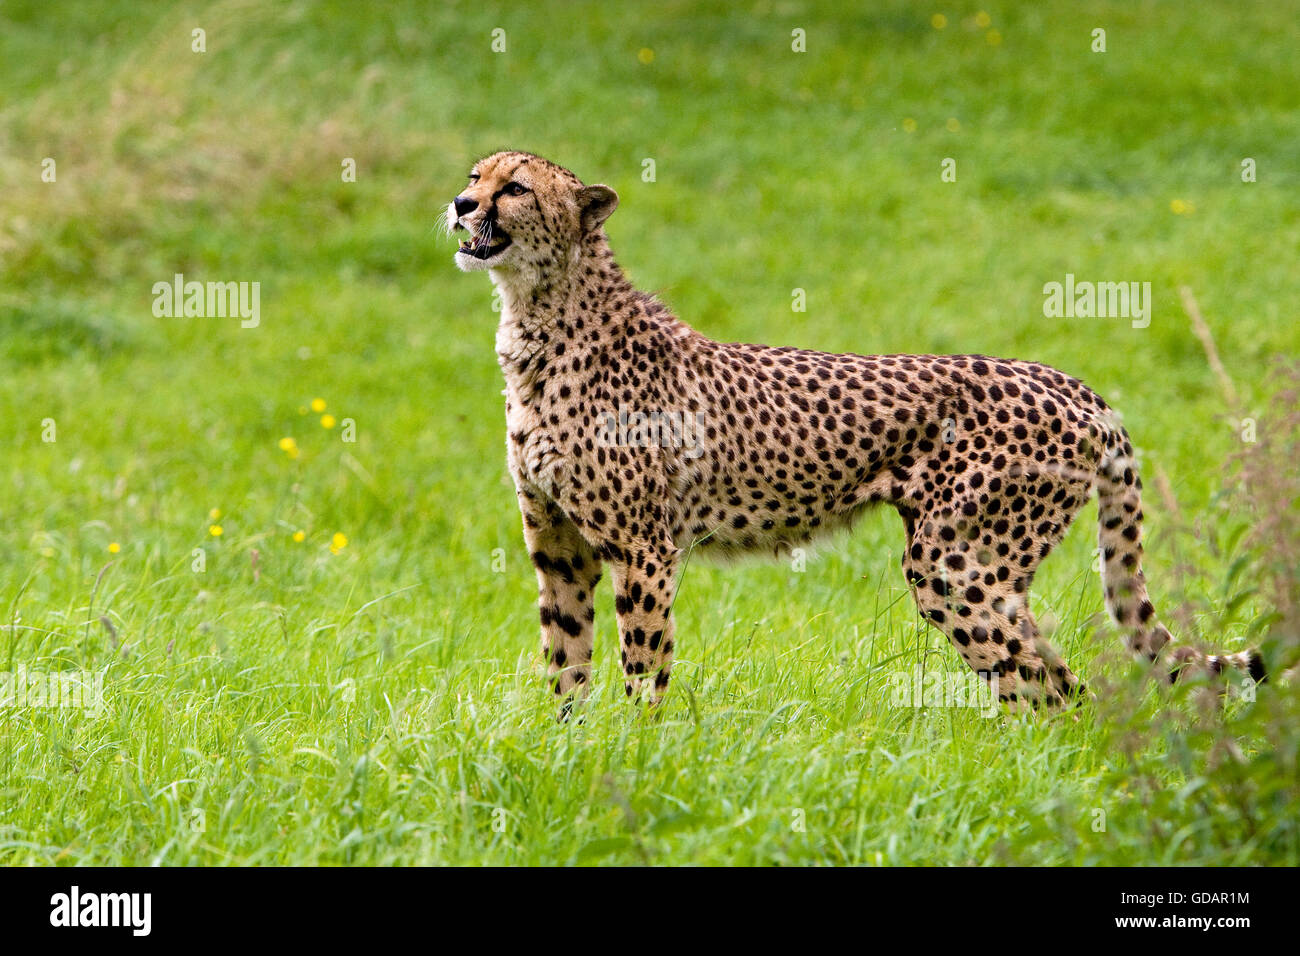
(448, 150), (1265, 712)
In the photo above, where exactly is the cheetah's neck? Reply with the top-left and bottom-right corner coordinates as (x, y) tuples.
(491, 236), (634, 391)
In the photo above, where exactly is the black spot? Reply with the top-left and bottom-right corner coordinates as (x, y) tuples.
(1249, 653), (1267, 684)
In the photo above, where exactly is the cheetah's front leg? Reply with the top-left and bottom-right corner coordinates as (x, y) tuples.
(611, 544), (680, 707)
(517, 489), (603, 715)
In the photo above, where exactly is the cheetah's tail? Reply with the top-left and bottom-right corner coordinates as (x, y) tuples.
(1095, 438), (1266, 686)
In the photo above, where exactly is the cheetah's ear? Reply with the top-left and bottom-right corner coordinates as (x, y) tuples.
(577, 184), (619, 233)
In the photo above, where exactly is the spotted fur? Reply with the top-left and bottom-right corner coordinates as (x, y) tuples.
(448, 151), (1264, 712)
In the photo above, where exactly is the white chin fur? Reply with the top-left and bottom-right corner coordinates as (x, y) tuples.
(455, 249), (509, 272)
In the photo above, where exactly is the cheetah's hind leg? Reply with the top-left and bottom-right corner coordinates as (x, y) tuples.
(900, 488), (1090, 712)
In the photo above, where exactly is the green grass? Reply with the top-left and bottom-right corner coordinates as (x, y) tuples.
(1, 0), (1298, 865)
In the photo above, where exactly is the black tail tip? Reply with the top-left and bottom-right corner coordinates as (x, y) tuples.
(1248, 652), (1268, 685)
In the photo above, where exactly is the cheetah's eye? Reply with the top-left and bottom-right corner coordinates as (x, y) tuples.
(504, 182), (529, 197)
(468, 173), (480, 182)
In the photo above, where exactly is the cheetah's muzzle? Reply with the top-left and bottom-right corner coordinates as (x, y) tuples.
(458, 229), (511, 260)
(451, 150), (1266, 717)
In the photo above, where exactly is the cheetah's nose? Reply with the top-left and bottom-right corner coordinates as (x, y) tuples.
(454, 195), (478, 217)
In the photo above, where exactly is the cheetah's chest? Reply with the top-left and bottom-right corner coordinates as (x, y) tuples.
(504, 393), (570, 499)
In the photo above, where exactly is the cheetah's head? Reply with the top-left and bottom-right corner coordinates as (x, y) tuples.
(447, 151), (618, 278)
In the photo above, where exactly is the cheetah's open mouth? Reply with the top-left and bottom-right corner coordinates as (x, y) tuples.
(457, 228), (512, 260)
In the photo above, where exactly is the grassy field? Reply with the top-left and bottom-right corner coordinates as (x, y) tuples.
(1, 0), (1298, 865)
